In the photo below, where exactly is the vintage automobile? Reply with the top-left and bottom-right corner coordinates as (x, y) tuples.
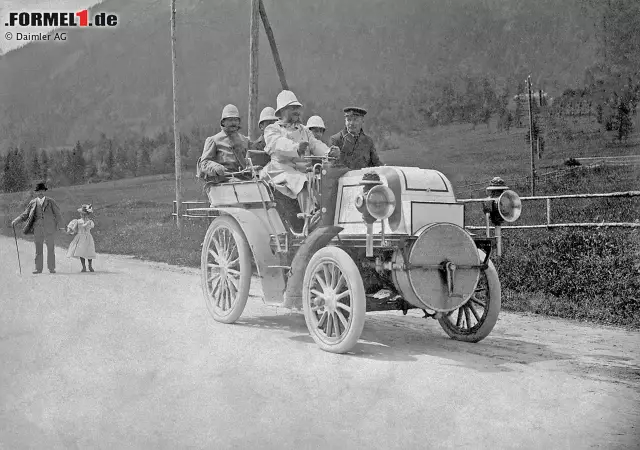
(190, 150), (522, 354)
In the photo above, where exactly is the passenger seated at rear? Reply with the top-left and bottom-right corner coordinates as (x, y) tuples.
(251, 107), (279, 152)
(197, 104), (251, 184)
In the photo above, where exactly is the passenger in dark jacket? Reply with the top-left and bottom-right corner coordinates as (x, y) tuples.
(329, 106), (382, 170)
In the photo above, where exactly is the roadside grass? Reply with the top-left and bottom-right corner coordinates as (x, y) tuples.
(0, 173), (210, 268)
(1, 123), (638, 328)
(497, 228), (640, 329)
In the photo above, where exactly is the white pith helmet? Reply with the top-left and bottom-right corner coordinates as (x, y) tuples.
(221, 104), (240, 124)
(306, 115), (326, 130)
(259, 107), (278, 125)
(275, 90), (303, 116)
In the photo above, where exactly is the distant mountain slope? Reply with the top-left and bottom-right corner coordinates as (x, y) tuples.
(0, 0), (599, 149)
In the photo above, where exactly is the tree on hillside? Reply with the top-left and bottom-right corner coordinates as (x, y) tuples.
(22, 145), (37, 180)
(137, 147), (151, 176)
(617, 97), (633, 141)
(104, 147), (115, 179)
(39, 150), (49, 181)
(31, 149), (41, 181)
(49, 150), (70, 187)
(3, 148), (30, 192)
(497, 90), (513, 133)
(113, 145), (128, 178)
(2, 150), (11, 192)
(84, 150), (98, 182)
(71, 141), (86, 184)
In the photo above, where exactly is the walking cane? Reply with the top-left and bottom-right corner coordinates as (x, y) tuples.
(12, 224), (22, 275)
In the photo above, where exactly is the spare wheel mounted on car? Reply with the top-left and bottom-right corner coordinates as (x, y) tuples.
(392, 222), (480, 312)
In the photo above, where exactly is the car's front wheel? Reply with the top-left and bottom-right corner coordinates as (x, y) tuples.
(302, 247), (366, 354)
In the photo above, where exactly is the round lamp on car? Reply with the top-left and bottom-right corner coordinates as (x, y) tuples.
(497, 190), (522, 223)
(365, 185), (396, 220)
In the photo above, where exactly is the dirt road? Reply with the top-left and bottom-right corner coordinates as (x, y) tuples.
(1, 235), (639, 449)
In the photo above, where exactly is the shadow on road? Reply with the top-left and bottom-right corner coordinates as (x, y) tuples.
(47, 270), (120, 275)
(236, 314), (308, 334)
(235, 313), (573, 373)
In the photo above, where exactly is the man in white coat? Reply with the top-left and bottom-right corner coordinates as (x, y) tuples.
(261, 90), (340, 217)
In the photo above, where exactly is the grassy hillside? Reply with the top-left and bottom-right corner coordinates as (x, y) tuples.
(0, 0), (601, 150)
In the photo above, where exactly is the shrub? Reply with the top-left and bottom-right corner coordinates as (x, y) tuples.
(564, 157), (581, 167)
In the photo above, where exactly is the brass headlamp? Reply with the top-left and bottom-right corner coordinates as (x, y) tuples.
(355, 172), (396, 257)
(481, 177), (522, 256)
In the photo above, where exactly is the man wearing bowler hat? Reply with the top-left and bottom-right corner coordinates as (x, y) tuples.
(330, 106), (383, 170)
(11, 181), (64, 274)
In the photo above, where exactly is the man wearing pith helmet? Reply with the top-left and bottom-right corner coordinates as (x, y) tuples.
(251, 106), (279, 151)
(197, 103), (251, 183)
(261, 90), (340, 215)
(306, 115), (326, 142)
(330, 106), (382, 170)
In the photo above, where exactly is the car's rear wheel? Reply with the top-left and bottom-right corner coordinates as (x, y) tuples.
(302, 247), (366, 354)
(200, 216), (252, 324)
(437, 251), (501, 342)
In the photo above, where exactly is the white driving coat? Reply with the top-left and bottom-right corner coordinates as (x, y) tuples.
(260, 120), (330, 198)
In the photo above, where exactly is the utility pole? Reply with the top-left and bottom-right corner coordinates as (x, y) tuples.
(259, 0), (288, 90)
(538, 89), (543, 159)
(248, 0), (260, 141)
(171, 0), (182, 230)
(527, 76), (536, 196)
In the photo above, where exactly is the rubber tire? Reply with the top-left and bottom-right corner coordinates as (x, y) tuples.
(438, 250), (501, 343)
(302, 247), (366, 354)
(200, 216), (252, 324)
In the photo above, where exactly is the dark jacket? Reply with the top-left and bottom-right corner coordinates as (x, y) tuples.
(15, 197), (62, 235)
(250, 135), (266, 152)
(329, 129), (382, 170)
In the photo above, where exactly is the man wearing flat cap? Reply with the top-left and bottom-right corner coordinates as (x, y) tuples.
(330, 106), (383, 170)
(11, 181), (63, 274)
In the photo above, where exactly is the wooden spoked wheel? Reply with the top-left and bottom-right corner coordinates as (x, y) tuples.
(200, 216), (252, 324)
(302, 247), (366, 354)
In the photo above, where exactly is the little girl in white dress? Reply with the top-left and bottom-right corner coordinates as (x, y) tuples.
(66, 204), (97, 272)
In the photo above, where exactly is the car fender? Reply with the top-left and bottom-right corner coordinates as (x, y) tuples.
(282, 225), (344, 309)
(212, 207), (286, 305)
